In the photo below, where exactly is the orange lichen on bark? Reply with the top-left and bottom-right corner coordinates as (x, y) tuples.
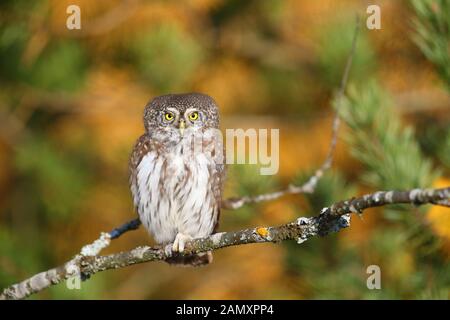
(427, 178), (450, 241)
(256, 227), (269, 238)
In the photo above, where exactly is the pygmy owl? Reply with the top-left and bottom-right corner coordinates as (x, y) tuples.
(129, 93), (225, 266)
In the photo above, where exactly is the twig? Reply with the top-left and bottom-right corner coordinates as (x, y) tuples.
(222, 16), (361, 210)
(1, 186), (448, 300)
(109, 219), (141, 239)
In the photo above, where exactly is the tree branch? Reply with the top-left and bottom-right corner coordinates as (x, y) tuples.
(1, 186), (448, 300)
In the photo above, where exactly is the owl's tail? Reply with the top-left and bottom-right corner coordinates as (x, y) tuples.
(165, 251), (213, 267)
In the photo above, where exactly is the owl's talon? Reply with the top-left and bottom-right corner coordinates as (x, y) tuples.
(164, 244), (173, 257)
(172, 233), (193, 253)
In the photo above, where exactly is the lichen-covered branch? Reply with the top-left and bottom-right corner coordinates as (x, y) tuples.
(1, 186), (448, 300)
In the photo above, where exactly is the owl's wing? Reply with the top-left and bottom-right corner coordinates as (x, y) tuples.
(210, 132), (226, 233)
(129, 134), (154, 212)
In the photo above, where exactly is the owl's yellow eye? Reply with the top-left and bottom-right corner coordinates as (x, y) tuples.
(189, 112), (199, 121)
(164, 112), (174, 121)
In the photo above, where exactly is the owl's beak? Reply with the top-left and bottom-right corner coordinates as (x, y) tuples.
(179, 119), (185, 136)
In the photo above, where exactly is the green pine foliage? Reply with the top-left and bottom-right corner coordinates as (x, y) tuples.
(335, 82), (439, 190)
(416, 122), (450, 171)
(412, 0), (450, 173)
(411, 0), (450, 89)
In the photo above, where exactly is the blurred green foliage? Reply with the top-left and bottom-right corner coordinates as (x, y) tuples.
(129, 23), (204, 92)
(28, 40), (88, 91)
(416, 119), (450, 171)
(412, 0), (450, 89)
(15, 135), (91, 219)
(0, 1), (87, 92)
(317, 20), (376, 90)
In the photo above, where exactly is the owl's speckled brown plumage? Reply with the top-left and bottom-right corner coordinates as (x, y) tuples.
(129, 93), (225, 266)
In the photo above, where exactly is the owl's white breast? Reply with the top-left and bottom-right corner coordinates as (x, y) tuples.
(135, 142), (218, 244)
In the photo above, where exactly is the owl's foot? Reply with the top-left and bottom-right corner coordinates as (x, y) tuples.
(164, 243), (174, 257)
(172, 233), (193, 253)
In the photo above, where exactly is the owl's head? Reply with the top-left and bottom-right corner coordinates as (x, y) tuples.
(143, 93), (220, 138)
